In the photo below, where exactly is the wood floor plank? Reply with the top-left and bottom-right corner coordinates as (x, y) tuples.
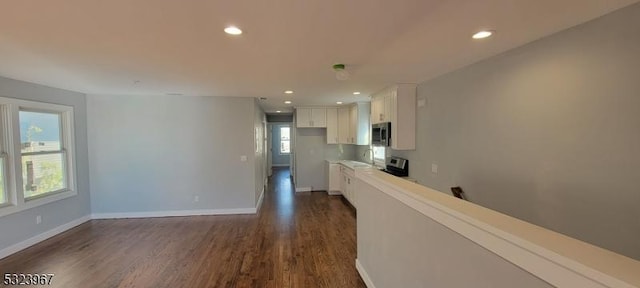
(0, 168), (366, 288)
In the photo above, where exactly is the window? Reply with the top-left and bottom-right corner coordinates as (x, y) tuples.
(20, 110), (67, 199)
(280, 126), (290, 154)
(373, 146), (386, 166)
(0, 97), (76, 217)
(0, 156), (6, 207)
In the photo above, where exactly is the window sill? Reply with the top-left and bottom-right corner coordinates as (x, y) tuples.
(0, 189), (77, 218)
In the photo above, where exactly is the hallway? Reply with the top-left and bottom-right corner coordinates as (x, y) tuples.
(0, 168), (365, 287)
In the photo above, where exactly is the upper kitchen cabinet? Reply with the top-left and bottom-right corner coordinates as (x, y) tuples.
(349, 102), (370, 145)
(296, 107), (327, 128)
(326, 108), (338, 144)
(337, 107), (350, 144)
(371, 84), (416, 150)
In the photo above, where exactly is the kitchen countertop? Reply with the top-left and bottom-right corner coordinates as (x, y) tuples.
(325, 159), (375, 170)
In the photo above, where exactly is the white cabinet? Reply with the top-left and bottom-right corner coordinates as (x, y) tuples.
(338, 107), (350, 144)
(326, 108), (338, 144)
(371, 88), (396, 124)
(370, 84), (416, 150)
(371, 95), (384, 124)
(340, 166), (356, 208)
(296, 107), (327, 128)
(326, 162), (341, 195)
(348, 102), (370, 145)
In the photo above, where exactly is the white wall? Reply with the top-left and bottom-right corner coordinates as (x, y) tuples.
(88, 94), (261, 214)
(393, 3), (640, 260)
(0, 77), (91, 251)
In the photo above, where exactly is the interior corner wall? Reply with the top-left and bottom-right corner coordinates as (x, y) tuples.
(0, 77), (91, 252)
(294, 128), (356, 191)
(87, 94), (257, 214)
(393, 3), (640, 260)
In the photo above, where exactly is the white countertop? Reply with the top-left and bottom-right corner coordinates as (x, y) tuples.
(326, 159), (375, 170)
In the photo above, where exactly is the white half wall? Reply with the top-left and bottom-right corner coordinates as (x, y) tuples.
(87, 94), (259, 214)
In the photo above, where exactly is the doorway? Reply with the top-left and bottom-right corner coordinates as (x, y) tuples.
(268, 123), (292, 176)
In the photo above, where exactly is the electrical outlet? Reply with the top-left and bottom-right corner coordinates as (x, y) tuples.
(431, 163), (438, 174)
(194, 196), (199, 202)
(36, 215), (42, 224)
(240, 155), (248, 162)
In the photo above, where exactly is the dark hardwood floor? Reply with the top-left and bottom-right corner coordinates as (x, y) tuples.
(0, 167), (366, 288)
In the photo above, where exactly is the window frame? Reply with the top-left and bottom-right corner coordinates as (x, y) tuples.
(0, 97), (77, 218)
(279, 126), (290, 155)
(372, 146), (386, 167)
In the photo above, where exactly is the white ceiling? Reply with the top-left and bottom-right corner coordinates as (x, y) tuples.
(0, 0), (637, 113)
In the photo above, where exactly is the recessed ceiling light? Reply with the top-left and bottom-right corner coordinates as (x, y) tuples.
(224, 26), (243, 35)
(284, 90), (293, 94)
(472, 30), (493, 39)
(353, 92), (361, 95)
(276, 110), (281, 113)
(336, 101), (343, 105)
(284, 101), (292, 104)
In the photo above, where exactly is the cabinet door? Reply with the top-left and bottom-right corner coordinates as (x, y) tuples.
(296, 108), (312, 127)
(371, 95), (383, 124)
(340, 171), (347, 195)
(349, 105), (357, 144)
(328, 163), (341, 192)
(338, 107), (350, 143)
(386, 89), (396, 123)
(311, 108), (327, 127)
(326, 108), (338, 144)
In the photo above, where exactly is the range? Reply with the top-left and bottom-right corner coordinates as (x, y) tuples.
(380, 156), (409, 177)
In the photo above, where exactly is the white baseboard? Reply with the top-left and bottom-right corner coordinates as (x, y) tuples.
(0, 215), (91, 260)
(91, 208), (256, 219)
(327, 190), (342, 196)
(295, 187), (312, 192)
(256, 187), (265, 213)
(356, 259), (376, 288)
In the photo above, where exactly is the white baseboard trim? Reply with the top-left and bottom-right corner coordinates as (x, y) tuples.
(0, 215), (91, 260)
(295, 187), (312, 192)
(91, 208), (257, 219)
(356, 259), (376, 288)
(256, 187), (265, 213)
(327, 190), (342, 196)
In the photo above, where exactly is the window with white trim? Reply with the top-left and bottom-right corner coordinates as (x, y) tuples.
(280, 126), (290, 154)
(0, 97), (76, 217)
(373, 146), (386, 167)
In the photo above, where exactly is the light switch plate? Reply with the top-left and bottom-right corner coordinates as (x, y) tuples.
(431, 163), (438, 174)
(240, 155), (248, 162)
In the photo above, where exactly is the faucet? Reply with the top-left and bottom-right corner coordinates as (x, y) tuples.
(363, 148), (374, 165)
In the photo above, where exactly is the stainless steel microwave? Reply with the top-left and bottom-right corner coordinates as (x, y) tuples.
(371, 122), (391, 146)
